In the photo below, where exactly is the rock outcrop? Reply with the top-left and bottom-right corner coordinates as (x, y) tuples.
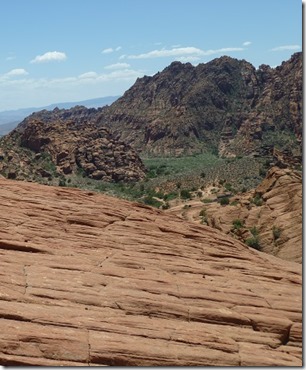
(96, 52), (302, 157)
(0, 54), (301, 161)
(0, 178), (302, 366)
(167, 166), (302, 263)
(0, 106), (146, 183)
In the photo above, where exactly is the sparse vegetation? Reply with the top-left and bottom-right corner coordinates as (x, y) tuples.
(246, 226), (261, 250)
(251, 194), (264, 206)
(202, 198), (214, 203)
(232, 219), (244, 230)
(180, 189), (192, 200)
(199, 209), (208, 225)
(219, 196), (230, 205)
(245, 235), (260, 250)
(143, 196), (163, 208)
(272, 226), (281, 240)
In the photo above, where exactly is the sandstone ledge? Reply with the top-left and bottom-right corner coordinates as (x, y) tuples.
(0, 179), (302, 366)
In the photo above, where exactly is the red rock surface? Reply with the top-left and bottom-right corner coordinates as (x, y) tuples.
(0, 179), (302, 366)
(167, 166), (302, 264)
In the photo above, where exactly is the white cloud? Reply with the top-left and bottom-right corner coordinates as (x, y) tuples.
(6, 56), (16, 61)
(271, 45), (301, 52)
(30, 51), (67, 63)
(102, 48), (114, 54)
(125, 46), (244, 59)
(102, 46), (122, 54)
(78, 71), (98, 79)
(0, 67), (144, 110)
(104, 62), (131, 70)
(177, 56), (201, 63)
(5, 68), (29, 77)
(243, 41), (252, 46)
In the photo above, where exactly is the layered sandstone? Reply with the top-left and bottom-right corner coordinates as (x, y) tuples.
(0, 178), (302, 366)
(167, 166), (302, 263)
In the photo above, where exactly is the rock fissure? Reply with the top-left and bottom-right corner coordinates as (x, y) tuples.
(23, 265), (29, 295)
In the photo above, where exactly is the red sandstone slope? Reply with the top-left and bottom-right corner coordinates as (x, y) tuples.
(166, 166), (302, 263)
(0, 179), (302, 366)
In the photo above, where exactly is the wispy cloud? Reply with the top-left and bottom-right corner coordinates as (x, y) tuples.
(5, 68), (29, 77)
(78, 71), (99, 79)
(0, 66), (144, 110)
(102, 46), (122, 54)
(123, 46), (244, 60)
(177, 56), (201, 63)
(104, 62), (131, 70)
(270, 45), (301, 52)
(6, 55), (16, 61)
(30, 51), (67, 64)
(243, 41), (252, 46)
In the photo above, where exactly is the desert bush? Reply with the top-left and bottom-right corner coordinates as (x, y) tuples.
(202, 198), (214, 203)
(199, 209), (208, 225)
(272, 226), (281, 240)
(232, 219), (244, 230)
(250, 226), (259, 236)
(180, 189), (192, 199)
(143, 196), (162, 208)
(252, 194), (263, 206)
(219, 196), (230, 205)
(245, 235), (260, 250)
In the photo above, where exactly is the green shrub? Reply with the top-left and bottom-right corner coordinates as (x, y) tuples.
(246, 235), (260, 250)
(180, 189), (192, 199)
(143, 196), (162, 208)
(252, 194), (263, 206)
(58, 178), (66, 187)
(232, 219), (244, 230)
(224, 183), (233, 191)
(202, 198), (214, 203)
(163, 192), (178, 201)
(199, 209), (208, 225)
(250, 226), (259, 236)
(219, 196), (230, 205)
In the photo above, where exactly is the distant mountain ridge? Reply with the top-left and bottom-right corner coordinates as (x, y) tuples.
(4, 53), (301, 158)
(96, 52), (302, 157)
(0, 96), (120, 135)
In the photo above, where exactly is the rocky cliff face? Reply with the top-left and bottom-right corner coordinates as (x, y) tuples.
(0, 106), (146, 183)
(167, 166), (302, 263)
(0, 178), (302, 366)
(97, 53), (302, 157)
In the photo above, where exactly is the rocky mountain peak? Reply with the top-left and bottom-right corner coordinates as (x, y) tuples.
(96, 52), (302, 157)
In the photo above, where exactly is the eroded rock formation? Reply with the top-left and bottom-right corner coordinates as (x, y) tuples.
(0, 109), (146, 183)
(0, 178), (302, 366)
(96, 53), (302, 157)
(167, 166), (302, 263)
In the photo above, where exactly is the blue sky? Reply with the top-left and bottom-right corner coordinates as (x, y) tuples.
(0, 0), (302, 111)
